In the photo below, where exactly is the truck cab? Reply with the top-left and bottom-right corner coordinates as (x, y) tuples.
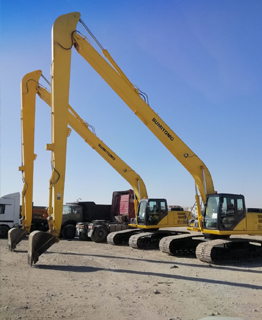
(60, 204), (83, 239)
(0, 193), (20, 238)
(62, 200), (113, 240)
(76, 189), (135, 242)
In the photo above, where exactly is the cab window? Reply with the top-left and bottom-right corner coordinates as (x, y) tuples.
(237, 198), (244, 215)
(148, 201), (159, 225)
(137, 201), (147, 224)
(0, 204), (5, 214)
(204, 196), (219, 229)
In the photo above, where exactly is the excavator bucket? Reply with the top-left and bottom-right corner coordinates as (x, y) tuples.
(28, 230), (58, 266)
(8, 228), (28, 251)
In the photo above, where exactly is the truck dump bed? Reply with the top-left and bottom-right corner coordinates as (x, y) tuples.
(77, 202), (112, 222)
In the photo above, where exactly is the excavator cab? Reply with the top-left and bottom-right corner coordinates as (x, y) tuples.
(136, 199), (168, 226)
(203, 193), (246, 231)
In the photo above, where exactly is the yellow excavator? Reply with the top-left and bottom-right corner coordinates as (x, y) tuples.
(29, 12), (261, 265)
(14, 69), (190, 263)
(25, 14), (193, 265)
(9, 69), (148, 251)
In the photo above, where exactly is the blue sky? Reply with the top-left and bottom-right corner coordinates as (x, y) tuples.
(1, 0), (261, 208)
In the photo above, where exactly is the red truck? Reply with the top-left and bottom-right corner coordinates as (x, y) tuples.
(75, 189), (135, 242)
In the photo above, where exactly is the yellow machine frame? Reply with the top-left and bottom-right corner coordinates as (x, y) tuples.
(9, 69), (148, 251)
(27, 12), (261, 264)
(52, 13), (260, 238)
(50, 12), (213, 228)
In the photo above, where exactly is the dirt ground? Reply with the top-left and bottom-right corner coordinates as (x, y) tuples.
(1, 232), (262, 320)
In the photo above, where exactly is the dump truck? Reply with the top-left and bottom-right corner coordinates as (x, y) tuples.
(74, 189), (136, 242)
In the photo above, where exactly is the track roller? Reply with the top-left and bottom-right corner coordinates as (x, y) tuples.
(28, 231), (58, 266)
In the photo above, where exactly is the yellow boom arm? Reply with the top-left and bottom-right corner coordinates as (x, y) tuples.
(28, 12), (215, 264)
(10, 69), (147, 252)
(37, 85), (148, 206)
(9, 71), (43, 251)
(19, 70), (42, 232)
(43, 13), (80, 235)
(54, 13), (215, 205)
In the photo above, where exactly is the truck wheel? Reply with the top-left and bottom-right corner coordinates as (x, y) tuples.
(62, 224), (76, 240)
(93, 226), (108, 243)
(0, 226), (9, 238)
(90, 233), (96, 242)
(79, 232), (90, 241)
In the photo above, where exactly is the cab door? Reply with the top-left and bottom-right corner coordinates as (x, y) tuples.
(147, 199), (168, 225)
(219, 195), (246, 231)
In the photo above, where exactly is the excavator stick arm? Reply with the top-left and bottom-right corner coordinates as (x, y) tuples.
(8, 70), (41, 251)
(14, 68), (147, 260)
(28, 12), (80, 265)
(19, 70), (42, 231)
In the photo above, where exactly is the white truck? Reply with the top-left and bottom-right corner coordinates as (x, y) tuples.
(0, 193), (20, 238)
(1, 193), (49, 241)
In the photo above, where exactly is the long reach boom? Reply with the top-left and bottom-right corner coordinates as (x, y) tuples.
(28, 12), (215, 265)
(29, 13), (262, 266)
(9, 70), (147, 253)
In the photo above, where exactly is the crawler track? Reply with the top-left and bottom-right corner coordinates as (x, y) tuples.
(107, 229), (140, 245)
(129, 230), (186, 250)
(196, 237), (262, 264)
(107, 229), (190, 249)
(159, 233), (204, 256)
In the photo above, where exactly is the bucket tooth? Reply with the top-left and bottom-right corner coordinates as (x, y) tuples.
(28, 230), (58, 266)
(8, 228), (28, 251)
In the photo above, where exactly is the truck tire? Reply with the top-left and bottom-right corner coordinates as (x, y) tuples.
(0, 225), (9, 238)
(79, 232), (90, 241)
(62, 224), (76, 240)
(90, 233), (96, 242)
(93, 226), (108, 243)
